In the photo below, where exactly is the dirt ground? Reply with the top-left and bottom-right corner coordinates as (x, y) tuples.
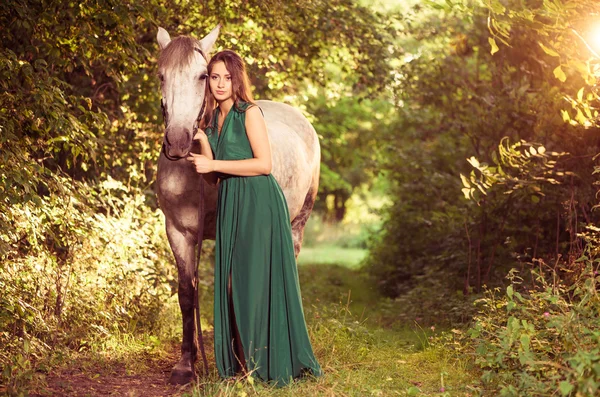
(29, 337), (215, 397)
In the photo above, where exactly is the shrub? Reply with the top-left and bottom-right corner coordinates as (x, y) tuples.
(463, 258), (600, 396)
(0, 177), (186, 395)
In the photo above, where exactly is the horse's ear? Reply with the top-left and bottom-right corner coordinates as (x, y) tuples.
(199, 24), (220, 55)
(157, 27), (171, 50)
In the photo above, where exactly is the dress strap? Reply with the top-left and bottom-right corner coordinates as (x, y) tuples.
(237, 101), (264, 118)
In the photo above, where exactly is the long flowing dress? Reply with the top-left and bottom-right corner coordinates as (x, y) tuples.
(207, 101), (322, 386)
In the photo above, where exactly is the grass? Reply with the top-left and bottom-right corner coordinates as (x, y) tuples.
(24, 216), (479, 396)
(189, 323), (475, 396)
(183, 258), (478, 396)
(25, 255), (478, 397)
(297, 246), (368, 268)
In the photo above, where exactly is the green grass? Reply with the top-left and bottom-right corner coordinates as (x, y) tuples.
(25, 258), (478, 397)
(297, 246), (368, 268)
(187, 251), (478, 396)
(185, 261), (478, 396)
(25, 219), (478, 397)
(189, 325), (475, 396)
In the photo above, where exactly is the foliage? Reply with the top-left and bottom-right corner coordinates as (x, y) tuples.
(460, 138), (570, 203)
(483, 0), (600, 129)
(367, 0), (600, 306)
(462, 243), (600, 396)
(149, 0), (399, 99)
(361, 1), (600, 395)
(305, 94), (394, 220)
(0, 179), (178, 395)
(378, 266), (480, 328)
(366, 112), (473, 297)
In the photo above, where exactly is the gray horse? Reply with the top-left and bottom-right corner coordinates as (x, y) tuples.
(155, 26), (320, 384)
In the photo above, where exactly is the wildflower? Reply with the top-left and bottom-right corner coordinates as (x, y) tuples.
(543, 312), (550, 318)
(440, 387), (446, 392)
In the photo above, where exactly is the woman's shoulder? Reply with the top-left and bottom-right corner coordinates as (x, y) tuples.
(234, 100), (259, 113)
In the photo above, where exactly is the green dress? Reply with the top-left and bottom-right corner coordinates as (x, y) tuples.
(207, 101), (322, 386)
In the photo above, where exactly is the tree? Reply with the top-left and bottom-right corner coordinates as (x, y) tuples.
(367, 0), (600, 298)
(305, 93), (394, 220)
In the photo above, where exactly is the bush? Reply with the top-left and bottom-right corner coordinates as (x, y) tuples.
(0, 178), (182, 395)
(462, 256), (600, 396)
(377, 266), (480, 328)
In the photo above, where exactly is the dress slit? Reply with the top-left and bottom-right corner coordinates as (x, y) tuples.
(228, 267), (246, 372)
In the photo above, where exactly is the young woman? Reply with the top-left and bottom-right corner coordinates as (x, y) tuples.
(186, 50), (322, 386)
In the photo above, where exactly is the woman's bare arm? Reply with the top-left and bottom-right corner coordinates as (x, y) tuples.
(188, 106), (271, 176)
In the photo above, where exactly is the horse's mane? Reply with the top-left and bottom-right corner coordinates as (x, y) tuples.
(158, 36), (201, 71)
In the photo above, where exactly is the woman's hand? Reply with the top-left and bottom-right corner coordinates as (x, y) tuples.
(186, 153), (215, 174)
(193, 129), (208, 142)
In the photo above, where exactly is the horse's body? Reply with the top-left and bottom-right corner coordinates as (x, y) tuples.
(155, 27), (320, 384)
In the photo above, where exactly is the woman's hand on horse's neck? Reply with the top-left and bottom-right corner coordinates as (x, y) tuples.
(194, 130), (218, 185)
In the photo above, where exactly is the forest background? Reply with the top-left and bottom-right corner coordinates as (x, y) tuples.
(2, 0), (600, 395)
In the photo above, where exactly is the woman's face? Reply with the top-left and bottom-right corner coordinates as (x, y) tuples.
(209, 61), (232, 103)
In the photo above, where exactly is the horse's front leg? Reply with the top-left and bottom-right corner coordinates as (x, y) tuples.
(166, 222), (198, 385)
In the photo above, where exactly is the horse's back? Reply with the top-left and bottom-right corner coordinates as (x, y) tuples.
(256, 100), (320, 219)
(257, 101), (318, 150)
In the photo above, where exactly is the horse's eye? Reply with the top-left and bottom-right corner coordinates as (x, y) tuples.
(158, 74), (164, 82)
(199, 74), (208, 81)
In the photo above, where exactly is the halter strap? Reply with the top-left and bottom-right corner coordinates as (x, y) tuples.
(192, 47), (208, 135)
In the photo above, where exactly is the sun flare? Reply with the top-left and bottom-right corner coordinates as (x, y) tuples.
(590, 23), (600, 53)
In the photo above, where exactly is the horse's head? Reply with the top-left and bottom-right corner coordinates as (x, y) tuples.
(157, 26), (220, 160)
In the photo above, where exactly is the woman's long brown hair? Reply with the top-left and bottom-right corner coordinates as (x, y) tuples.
(200, 50), (254, 134)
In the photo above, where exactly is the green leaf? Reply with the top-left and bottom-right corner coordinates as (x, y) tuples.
(520, 334), (530, 351)
(460, 173), (471, 188)
(507, 285), (514, 299)
(538, 42), (559, 57)
(462, 187), (474, 200)
(559, 381), (574, 396)
(577, 87), (584, 102)
(489, 37), (499, 55)
(575, 108), (587, 124)
(488, 0), (506, 14)
(407, 386), (421, 396)
(467, 156), (480, 168)
(553, 65), (566, 82)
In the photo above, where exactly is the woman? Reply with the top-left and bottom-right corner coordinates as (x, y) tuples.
(186, 50), (322, 386)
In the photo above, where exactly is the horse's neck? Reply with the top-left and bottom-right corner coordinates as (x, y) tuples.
(157, 156), (201, 196)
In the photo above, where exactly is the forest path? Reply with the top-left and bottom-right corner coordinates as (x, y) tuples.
(31, 339), (193, 396)
(28, 257), (477, 396)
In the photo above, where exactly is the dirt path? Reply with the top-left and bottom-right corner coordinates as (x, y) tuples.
(30, 337), (215, 397)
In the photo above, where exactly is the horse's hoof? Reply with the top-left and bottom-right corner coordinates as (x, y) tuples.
(169, 354), (195, 385)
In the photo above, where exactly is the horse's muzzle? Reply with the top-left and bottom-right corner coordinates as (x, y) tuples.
(161, 144), (190, 161)
(163, 127), (193, 160)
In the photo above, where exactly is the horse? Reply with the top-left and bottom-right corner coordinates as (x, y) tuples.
(155, 26), (321, 384)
